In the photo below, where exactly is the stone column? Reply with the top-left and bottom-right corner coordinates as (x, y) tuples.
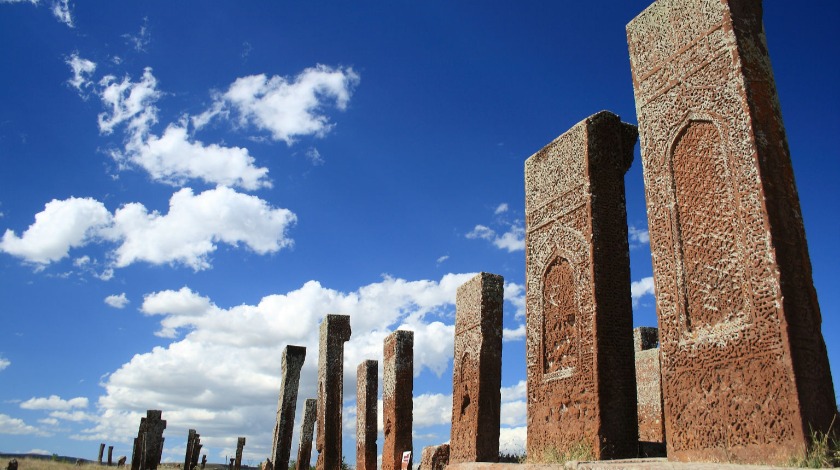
(271, 345), (307, 470)
(200, 455), (206, 470)
(627, 0), (837, 463)
(382, 330), (413, 470)
(420, 444), (450, 470)
(108, 446), (114, 466)
(450, 272), (503, 463)
(98, 443), (105, 465)
(234, 437), (245, 470)
(525, 111), (639, 460)
(356, 360), (378, 470)
(184, 429), (197, 470)
(315, 314), (351, 470)
(295, 398), (317, 470)
(130, 410), (167, 470)
(634, 327), (664, 457)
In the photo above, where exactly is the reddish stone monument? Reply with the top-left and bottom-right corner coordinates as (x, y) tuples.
(420, 444), (450, 470)
(234, 437), (245, 470)
(450, 272), (503, 463)
(525, 111), (639, 460)
(627, 0), (837, 463)
(315, 314), (351, 470)
(356, 360), (378, 470)
(271, 345), (306, 470)
(382, 330), (414, 470)
(295, 398), (317, 470)
(130, 410), (167, 470)
(634, 327), (665, 457)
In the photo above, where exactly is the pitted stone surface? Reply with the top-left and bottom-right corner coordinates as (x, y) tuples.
(420, 444), (450, 470)
(634, 328), (664, 449)
(130, 410), (166, 470)
(627, 0), (837, 463)
(382, 330), (414, 470)
(356, 360), (379, 470)
(234, 437), (245, 470)
(315, 314), (351, 470)
(271, 345), (306, 470)
(295, 398), (317, 470)
(525, 111), (639, 460)
(450, 272), (503, 463)
(184, 429), (201, 470)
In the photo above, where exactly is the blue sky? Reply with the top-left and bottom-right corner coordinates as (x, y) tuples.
(0, 0), (837, 465)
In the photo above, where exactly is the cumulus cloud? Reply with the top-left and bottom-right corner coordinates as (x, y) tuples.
(51, 0), (72, 27)
(123, 17), (150, 52)
(105, 293), (129, 309)
(66, 53), (96, 95)
(0, 197), (112, 265)
(0, 355), (10, 371)
(0, 414), (49, 436)
(95, 68), (270, 190)
(631, 276), (655, 306)
(196, 65), (360, 144)
(20, 395), (89, 411)
(499, 426), (527, 455)
(629, 224), (650, 247)
(0, 187), (296, 271)
(494, 203), (509, 214)
(466, 223), (525, 253)
(76, 273), (524, 460)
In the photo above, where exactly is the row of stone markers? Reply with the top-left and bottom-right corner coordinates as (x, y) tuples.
(95, 443), (114, 465)
(517, 0), (836, 465)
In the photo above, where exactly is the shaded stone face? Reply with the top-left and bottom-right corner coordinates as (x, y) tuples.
(315, 314), (351, 470)
(627, 0), (837, 463)
(271, 345), (306, 470)
(634, 327), (665, 454)
(98, 443), (105, 464)
(130, 410), (167, 470)
(356, 360), (379, 470)
(108, 446), (114, 466)
(525, 111), (638, 460)
(450, 272), (503, 464)
(382, 330), (414, 470)
(295, 398), (317, 470)
(420, 444), (450, 470)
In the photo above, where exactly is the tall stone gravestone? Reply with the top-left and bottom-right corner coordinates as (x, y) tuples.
(525, 111), (639, 460)
(627, 0), (837, 463)
(382, 330), (413, 470)
(315, 314), (351, 470)
(450, 272), (503, 463)
(130, 410), (166, 470)
(634, 327), (665, 456)
(295, 398), (317, 470)
(271, 345), (306, 470)
(234, 437), (245, 470)
(356, 360), (378, 470)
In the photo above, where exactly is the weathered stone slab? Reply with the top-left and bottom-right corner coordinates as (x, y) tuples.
(420, 444), (450, 470)
(200, 455), (206, 470)
(356, 360), (378, 470)
(130, 410), (167, 470)
(315, 314), (351, 470)
(234, 437), (245, 470)
(184, 429), (199, 470)
(634, 327), (664, 456)
(108, 446), (114, 466)
(98, 443), (105, 465)
(525, 111), (639, 460)
(382, 330), (414, 470)
(627, 0), (837, 463)
(271, 345), (307, 470)
(295, 398), (317, 470)
(450, 272), (503, 463)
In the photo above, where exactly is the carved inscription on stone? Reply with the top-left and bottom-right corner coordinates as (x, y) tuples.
(525, 111), (638, 460)
(627, 0), (837, 463)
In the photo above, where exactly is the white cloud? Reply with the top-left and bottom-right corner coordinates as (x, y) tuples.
(66, 53), (96, 95)
(51, 0), (72, 27)
(500, 380), (526, 402)
(502, 324), (525, 342)
(466, 223), (525, 253)
(499, 426), (527, 456)
(108, 186), (296, 270)
(1, 187), (296, 271)
(105, 293), (129, 309)
(38, 418), (59, 426)
(0, 197), (112, 265)
(49, 410), (96, 422)
(629, 224), (650, 247)
(494, 203), (509, 215)
(0, 0), (40, 3)
(77, 272), (532, 460)
(26, 449), (52, 455)
(199, 65), (360, 144)
(435, 255), (449, 265)
(20, 395), (89, 411)
(0, 414), (49, 436)
(97, 68), (160, 136)
(504, 282), (525, 318)
(0, 356), (10, 371)
(305, 147), (324, 166)
(123, 17), (150, 52)
(631, 276), (655, 306)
